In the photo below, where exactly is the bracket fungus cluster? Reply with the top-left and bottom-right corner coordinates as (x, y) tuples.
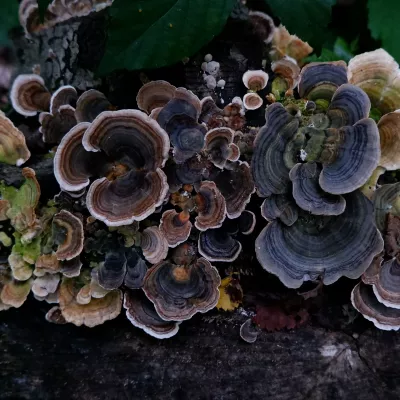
(4, 8), (400, 340)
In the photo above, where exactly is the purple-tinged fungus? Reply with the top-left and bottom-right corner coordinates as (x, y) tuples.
(256, 191), (383, 288)
(289, 162), (346, 215)
(50, 85), (77, 114)
(248, 11), (275, 44)
(143, 257), (220, 321)
(261, 194), (298, 226)
(372, 183), (400, 232)
(124, 289), (180, 339)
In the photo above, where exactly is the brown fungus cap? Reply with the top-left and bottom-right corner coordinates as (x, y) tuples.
(248, 11), (275, 44)
(39, 105), (77, 144)
(52, 210), (84, 261)
(45, 306), (67, 324)
(298, 61), (348, 102)
(171, 242), (197, 266)
(10, 74), (50, 116)
(362, 254), (383, 285)
(159, 209), (192, 248)
(289, 162), (346, 216)
(348, 49), (400, 114)
(377, 110), (400, 170)
(370, 256), (400, 309)
(384, 213), (400, 257)
(271, 58), (301, 90)
(256, 190), (383, 289)
(252, 103), (299, 197)
(243, 93), (263, 111)
(83, 110), (169, 226)
(50, 85), (77, 114)
(54, 122), (105, 192)
(204, 127), (240, 169)
(0, 111), (30, 166)
(124, 289), (180, 339)
(242, 70), (269, 92)
(34, 253), (61, 276)
(140, 226), (168, 265)
(195, 181), (227, 231)
(58, 277), (122, 328)
(211, 161), (255, 219)
(75, 89), (112, 123)
(351, 282), (400, 331)
(137, 80), (177, 114)
(143, 257), (221, 321)
(199, 96), (226, 129)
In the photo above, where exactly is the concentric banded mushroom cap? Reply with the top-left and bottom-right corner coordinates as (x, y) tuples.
(261, 194), (298, 226)
(348, 49), (400, 114)
(50, 85), (77, 114)
(204, 127), (240, 169)
(271, 58), (301, 90)
(238, 210), (256, 235)
(370, 256), (400, 309)
(124, 248), (147, 289)
(157, 92), (205, 163)
(289, 162), (346, 215)
(242, 70), (269, 91)
(52, 210), (84, 261)
(0, 111), (30, 166)
(248, 11), (275, 44)
(377, 110), (400, 170)
(372, 183), (400, 232)
(243, 93), (263, 110)
(98, 249), (126, 290)
(384, 213), (400, 257)
(255, 190), (384, 288)
(298, 61), (348, 101)
(143, 257), (221, 321)
(136, 80), (177, 114)
(195, 181), (227, 231)
(351, 282), (400, 331)
(1, 278), (32, 308)
(171, 242), (197, 266)
(252, 102), (299, 197)
(39, 105), (77, 144)
(212, 161), (255, 219)
(83, 110), (170, 225)
(159, 209), (192, 248)
(75, 89), (112, 123)
(326, 84), (371, 128)
(10, 74), (50, 116)
(54, 122), (101, 192)
(141, 226), (168, 265)
(124, 289), (180, 339)
(198, 227), (242, 262)
(199, 96), (225, 129)
(319, 118), (380, 195)
(362, 254), (383, 285)
(58, 277), (122, 328)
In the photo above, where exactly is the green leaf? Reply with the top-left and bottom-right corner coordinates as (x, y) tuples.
(38, 0), (52, 22)
(304, 37), (355, 63)
(368, 0), (400, 61)
(98, 0), (235, 75)
(265, 0), (336, 48)
(0, 0), (19, 46)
